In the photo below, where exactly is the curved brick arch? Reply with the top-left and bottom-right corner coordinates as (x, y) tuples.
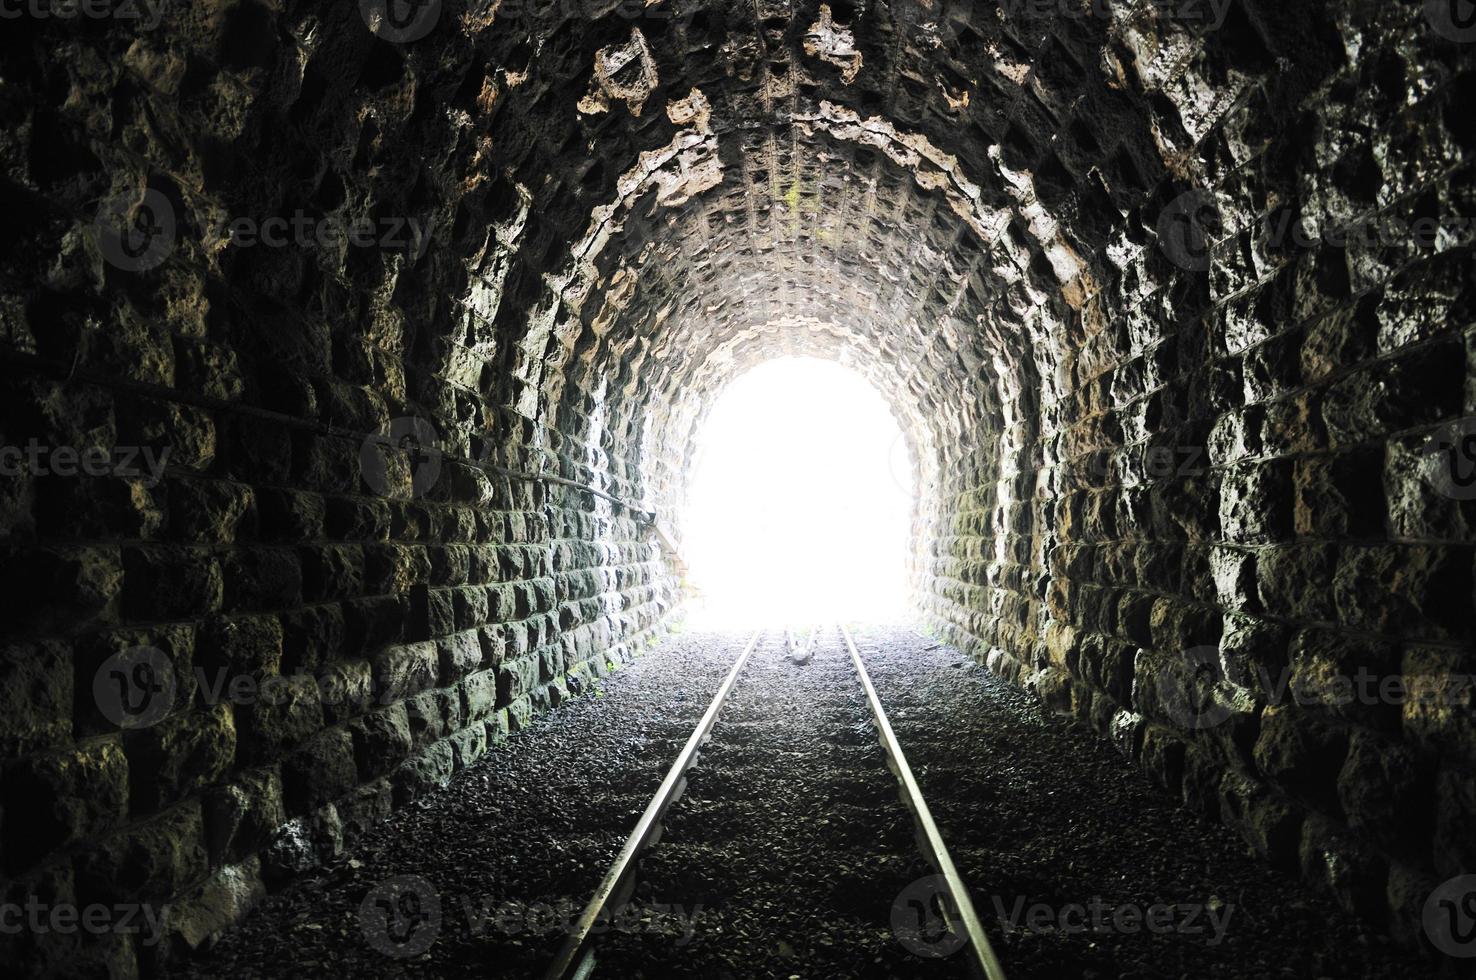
(2, 1), (1473, 973)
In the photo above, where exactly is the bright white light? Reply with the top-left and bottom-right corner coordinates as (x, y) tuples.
(680, 357), (914, 628)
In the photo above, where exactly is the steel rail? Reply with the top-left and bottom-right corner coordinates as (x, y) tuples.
(543, 628), (766, 980)
(839, 624), (1009, 980)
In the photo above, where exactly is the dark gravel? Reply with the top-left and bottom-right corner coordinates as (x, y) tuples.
(851, 624), (1410, 980)
(170, 625), (1415, 980)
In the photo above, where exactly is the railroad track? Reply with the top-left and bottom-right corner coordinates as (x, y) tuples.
(545, 625), (1007, 980)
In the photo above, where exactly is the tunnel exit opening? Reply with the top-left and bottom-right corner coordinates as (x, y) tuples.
(679, 357), (916, 628)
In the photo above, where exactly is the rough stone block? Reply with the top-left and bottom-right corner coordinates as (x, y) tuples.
(279, 604), (346, 674)
(438, 629), (481, 681)
(1403, 644), (1476, 764)
(165, 478), (252, 545)
(235, 674), (325, 765)
(1433, 765), (1476, 878)
(404, 690), (452, 748)
(160, 858), (265, 959)
(203, 767), (285, 866)
(124, 704), (236, 813)
(317, 658), (374, 723)
(1218, 770), (1302, 871)
(298, 545), (364, 602)
(450, 724), (488, 769)
(497, 654), (541, 706)
(343, 595), (407, 656)
(1255, 544), (1336, 620)
(255, 488), (325, 541)
(1253, 705), (1348, 817)
(391, 742), (454, 806)
(75, 801), (208, 906)
(505, 693), (533, 732)
(121, 546), (221, 621)
(1336, 729), (1432, 858)
(0, 640), (72, 754)
(1287, 627), (1401, 731)
(337, 779), (393, 841)
(348, 703), (412, 781)
(2, 740), (129, 873)
(221, 547), (302, 612)
(461, 669), (499, 723)
(1219, 613), (1287, 692)
(1298, 815), (1388, 925)
(1218, 459), (1293, 544)
(281, 728), (357, 815)
(261, 806), (341, 886)
(372, 641), (439, 705)
(6, 546), (123, 635)
(196, 614), (283, 682)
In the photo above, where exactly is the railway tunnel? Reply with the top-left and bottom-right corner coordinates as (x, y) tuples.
(1, 0), (1475, 976)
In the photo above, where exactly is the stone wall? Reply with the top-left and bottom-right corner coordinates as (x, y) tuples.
(0, 5), (681, 973)
(924, 1), (1476, 950)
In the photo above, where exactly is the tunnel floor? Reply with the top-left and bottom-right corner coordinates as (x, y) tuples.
(169, 628), (1409, 980)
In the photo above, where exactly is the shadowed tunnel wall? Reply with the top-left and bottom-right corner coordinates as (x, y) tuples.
(0, 0), (1473, 973)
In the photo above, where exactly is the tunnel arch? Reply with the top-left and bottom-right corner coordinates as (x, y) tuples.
(5, 0), (1473, 971)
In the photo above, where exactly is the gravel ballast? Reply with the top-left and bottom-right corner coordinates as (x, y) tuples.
(172, 625), (1412, 979)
